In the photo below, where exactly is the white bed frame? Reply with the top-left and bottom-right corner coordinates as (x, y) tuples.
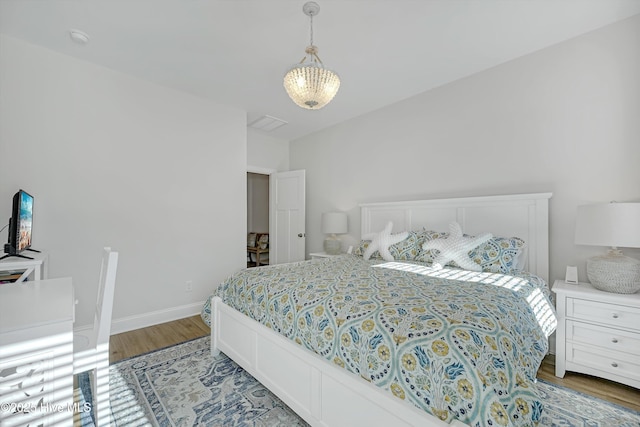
(211, 192), (552, 427)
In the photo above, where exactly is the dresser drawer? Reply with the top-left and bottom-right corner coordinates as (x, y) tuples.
(567, 298), (640, 330)
(566, 342), (640, 384)
(566, 320), (640, 355)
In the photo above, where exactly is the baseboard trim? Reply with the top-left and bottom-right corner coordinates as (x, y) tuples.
(110, 301), (206, 335)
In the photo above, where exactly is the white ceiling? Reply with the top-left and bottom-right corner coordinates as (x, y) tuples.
(1, 1), (639, 140)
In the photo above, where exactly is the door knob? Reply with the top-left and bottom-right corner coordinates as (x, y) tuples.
(298, 233), (305, 238)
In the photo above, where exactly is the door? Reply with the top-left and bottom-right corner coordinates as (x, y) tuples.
(269, 170), (306, 264)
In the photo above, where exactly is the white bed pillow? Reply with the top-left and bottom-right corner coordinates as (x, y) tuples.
(360, 222), (409, 262)
(421, 222), (492, 272)
(355, 230), (421, 261)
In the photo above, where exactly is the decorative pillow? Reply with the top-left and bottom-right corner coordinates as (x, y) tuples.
(357, 222), (410, 262)
(389, 231), (421, 260)
(417, 226), (526, 274)
(469, 236), (526, 274)
(356, 230), (421, 261)
(421, 222), (492, 272)
(415, 229), (450, 263)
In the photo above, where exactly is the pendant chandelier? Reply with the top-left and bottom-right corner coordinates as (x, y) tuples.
(283, 1), (340, 110)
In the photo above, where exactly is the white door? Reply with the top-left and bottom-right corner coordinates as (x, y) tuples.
(269, 170), (306, 264)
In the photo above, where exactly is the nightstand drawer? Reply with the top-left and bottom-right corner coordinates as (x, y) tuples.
(567, 298), (640, 330)
(567, 320), (640, 355)
(567, 342), (640, 383)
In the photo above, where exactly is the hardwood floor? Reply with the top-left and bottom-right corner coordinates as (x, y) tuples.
(538, 354), (639, 412)
(110, 315), (640, 413)
(109, 315), (210, 363)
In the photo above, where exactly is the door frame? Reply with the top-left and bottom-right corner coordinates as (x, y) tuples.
(247, 166), (277, 175)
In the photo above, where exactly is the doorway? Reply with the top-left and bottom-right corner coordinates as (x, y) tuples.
(246, 168), (306, 266)
(247, 172), (269, 267)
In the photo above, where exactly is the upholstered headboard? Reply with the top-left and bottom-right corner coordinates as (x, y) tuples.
(360, 193), (552, 282)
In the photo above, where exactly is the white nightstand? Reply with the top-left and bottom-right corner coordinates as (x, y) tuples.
(309, 252), (343, 259)
(552, 279), (640, 389)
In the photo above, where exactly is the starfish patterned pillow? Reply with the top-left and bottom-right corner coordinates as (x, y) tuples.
(421, 222), (492, 272)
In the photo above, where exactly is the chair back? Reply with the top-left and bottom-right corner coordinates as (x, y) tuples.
(93, 247), (118, 346)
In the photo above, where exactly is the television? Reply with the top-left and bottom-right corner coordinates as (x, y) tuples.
(2, 189), (37, 260)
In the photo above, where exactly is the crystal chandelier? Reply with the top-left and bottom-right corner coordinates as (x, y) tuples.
(283, 1), (340, 110)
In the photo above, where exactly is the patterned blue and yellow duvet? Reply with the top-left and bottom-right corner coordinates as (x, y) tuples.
(203, 254), (557, 427)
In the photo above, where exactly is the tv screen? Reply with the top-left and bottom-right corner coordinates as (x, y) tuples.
(15, 190), (34, 252)
(4, 189), (34, 257)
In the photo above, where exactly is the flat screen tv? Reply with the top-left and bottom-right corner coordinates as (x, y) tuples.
(2, 189), (36, 260)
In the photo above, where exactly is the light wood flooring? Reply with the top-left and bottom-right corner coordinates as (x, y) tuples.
(110, 315), (640, 413)
(109, 315), (210, 363)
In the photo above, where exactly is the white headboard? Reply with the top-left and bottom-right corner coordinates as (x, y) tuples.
(360, 193), (552, 282)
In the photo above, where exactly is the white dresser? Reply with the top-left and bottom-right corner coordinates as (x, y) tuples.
(553, 280), (640, 389)
(0, 277), (75, 426)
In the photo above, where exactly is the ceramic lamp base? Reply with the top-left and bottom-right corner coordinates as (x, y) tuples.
(587, 250), (640, 294)
(323, 236), (341, 255)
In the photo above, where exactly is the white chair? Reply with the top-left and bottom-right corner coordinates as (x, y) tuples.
(73, 247), (118, 426)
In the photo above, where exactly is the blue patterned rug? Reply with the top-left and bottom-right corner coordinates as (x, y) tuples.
(77, 336), (639, 426)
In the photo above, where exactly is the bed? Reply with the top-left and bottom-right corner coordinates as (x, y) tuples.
(205, 193), (556, 427)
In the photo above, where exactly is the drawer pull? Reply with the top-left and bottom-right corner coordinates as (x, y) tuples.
(612, 313), (619, 319)
(611, 362), (618, 368)
(611, 338), (618, 344)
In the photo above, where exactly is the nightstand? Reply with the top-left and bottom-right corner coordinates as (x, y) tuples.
(552, 280), (640, 389)
(309, 252), (343, 259)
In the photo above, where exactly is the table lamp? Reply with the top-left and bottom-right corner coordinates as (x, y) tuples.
(322, 212), (348, 255)
(574, 202), (640, 294)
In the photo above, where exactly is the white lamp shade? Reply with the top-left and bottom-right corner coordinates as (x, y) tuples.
(575, 203), (640, 248)
(321, 212), (348, 234)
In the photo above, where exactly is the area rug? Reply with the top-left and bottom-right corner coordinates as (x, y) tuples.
(80, 336), (639, 426)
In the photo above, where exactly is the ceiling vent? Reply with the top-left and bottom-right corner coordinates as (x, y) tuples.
(248, 115), (288, 132)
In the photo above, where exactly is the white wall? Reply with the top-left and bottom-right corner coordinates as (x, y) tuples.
(291, 14), (640, 284)
(247, 128), (290, 172)
(0, 35), (247, 332)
